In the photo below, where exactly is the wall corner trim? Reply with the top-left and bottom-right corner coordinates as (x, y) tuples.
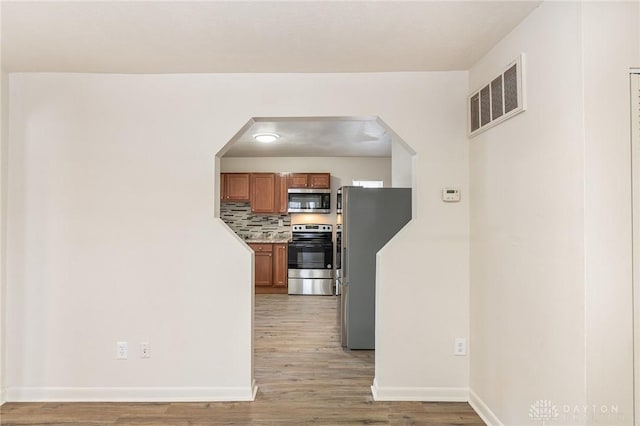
(370, 378), (468, 402)
(5, 384), (258, 402)
(468, 388), (504, 426)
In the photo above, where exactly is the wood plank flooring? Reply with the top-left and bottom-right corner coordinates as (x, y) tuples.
(1, 294), (484, 425)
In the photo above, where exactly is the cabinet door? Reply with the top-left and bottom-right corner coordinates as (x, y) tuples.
(224, 173), (251, 202)
(272, 244), (288, 288)
(288, 173), (309, 188)
(309, 173), (330, 189)
(250, 244), (273, 287)
(251, 173), (276, 213)
(220, 173), (226, 200)
(275, 173), (288, 214)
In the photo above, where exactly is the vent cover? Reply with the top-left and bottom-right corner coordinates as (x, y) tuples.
(469, 54), (526, 137)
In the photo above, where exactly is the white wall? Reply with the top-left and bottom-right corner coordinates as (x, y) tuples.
(391, 137), (415, 189)
(582, 3), (639, 423)
(469, 2), (586, 424)
(6, 72), (469, 401)
(0, 69), (7, 405)
(374, 73), (470, 401)
(0, 0), (4, 403)
(7, 74), (255, 401)
(633, 72), (640, 426)
(469, 2), (638, 425)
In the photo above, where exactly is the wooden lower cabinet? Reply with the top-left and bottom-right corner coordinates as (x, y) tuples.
(272, 244), (288, 288)
(250, 243), (288, 294)
(250, 244), (273, 287)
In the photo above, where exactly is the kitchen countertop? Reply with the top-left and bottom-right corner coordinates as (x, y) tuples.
(245, 238), (291, 244)
(236, 231), (291, 244)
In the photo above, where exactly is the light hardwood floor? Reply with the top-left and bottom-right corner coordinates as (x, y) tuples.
(0, 294), (484, 425)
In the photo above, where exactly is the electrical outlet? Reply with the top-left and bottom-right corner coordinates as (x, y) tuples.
(278, 219), (284, 227)
(140, 342), (150, 358)
(454, 338), (467, 356)
(116, 341), (128, 360)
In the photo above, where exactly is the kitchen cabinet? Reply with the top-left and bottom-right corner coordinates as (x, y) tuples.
(309, 173), (331, 189)
(272, 243), (288, 287)
(288, 173), (309, 188)
(287, 173), (331, 189)
(275, 173), (288, 214)
(221, 173), (251, 202)
(250, 173), (288, 214)
(251, 173), (276, 213)
(250, 243), (273, 287)
(249, 243), (288, 293)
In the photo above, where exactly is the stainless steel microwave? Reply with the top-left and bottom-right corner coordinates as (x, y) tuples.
(287, 188), (331, 213)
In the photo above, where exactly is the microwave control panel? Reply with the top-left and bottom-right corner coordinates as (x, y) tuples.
(442, 188), (461, 202)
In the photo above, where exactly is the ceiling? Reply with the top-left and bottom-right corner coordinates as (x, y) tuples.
(1, 1), (540, 74)
(222, 117), (391, 157)
(1, 1), (541, 157)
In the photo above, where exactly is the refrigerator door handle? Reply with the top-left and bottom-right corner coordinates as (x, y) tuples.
(340, 281), (349, 347)
(342, 247), (347, 283)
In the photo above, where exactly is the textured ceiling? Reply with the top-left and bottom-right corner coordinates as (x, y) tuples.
(223, 117), (391, 158)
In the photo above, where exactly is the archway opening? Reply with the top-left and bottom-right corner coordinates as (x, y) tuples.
(214, 115), (416, 401)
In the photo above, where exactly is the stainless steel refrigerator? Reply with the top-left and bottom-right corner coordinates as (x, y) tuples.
(339, 186), (412, 350)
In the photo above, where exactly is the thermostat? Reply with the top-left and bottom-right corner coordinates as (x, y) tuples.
(442, 188), (460, 202)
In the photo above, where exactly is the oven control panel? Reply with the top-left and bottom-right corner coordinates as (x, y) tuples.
(292, 224), (333, 232)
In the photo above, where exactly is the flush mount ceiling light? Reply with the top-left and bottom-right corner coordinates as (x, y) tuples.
(253, 133), (280, 143)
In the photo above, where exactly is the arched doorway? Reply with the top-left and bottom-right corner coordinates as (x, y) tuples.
(214, 116), (415, 400)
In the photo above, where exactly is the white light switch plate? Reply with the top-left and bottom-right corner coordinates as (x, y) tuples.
(454, 338), (467, 356)
(116, 341), (128, 360)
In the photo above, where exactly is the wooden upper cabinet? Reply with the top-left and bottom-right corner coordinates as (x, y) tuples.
(251, 173), (276, 213)
(220, 173), (226, 201)
(275, 173), (288, 214)
(251, 173), (288, 214)
(287, 172), (331, 189)
(287, 173), (309, 188)
(221, 173), (251, 202)
(309, 173), (330, 189)
(221, 171), (329, 208)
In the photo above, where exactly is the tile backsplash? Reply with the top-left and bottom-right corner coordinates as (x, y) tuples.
(220, 202), (291, 239)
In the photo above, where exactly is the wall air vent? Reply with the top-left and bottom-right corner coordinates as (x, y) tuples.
(469, 54), (526, 137)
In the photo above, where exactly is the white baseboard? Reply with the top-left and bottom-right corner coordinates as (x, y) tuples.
(6, 381), (258, 402)
(468, 388), (503, 426)
(371, 378), (468, 402)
